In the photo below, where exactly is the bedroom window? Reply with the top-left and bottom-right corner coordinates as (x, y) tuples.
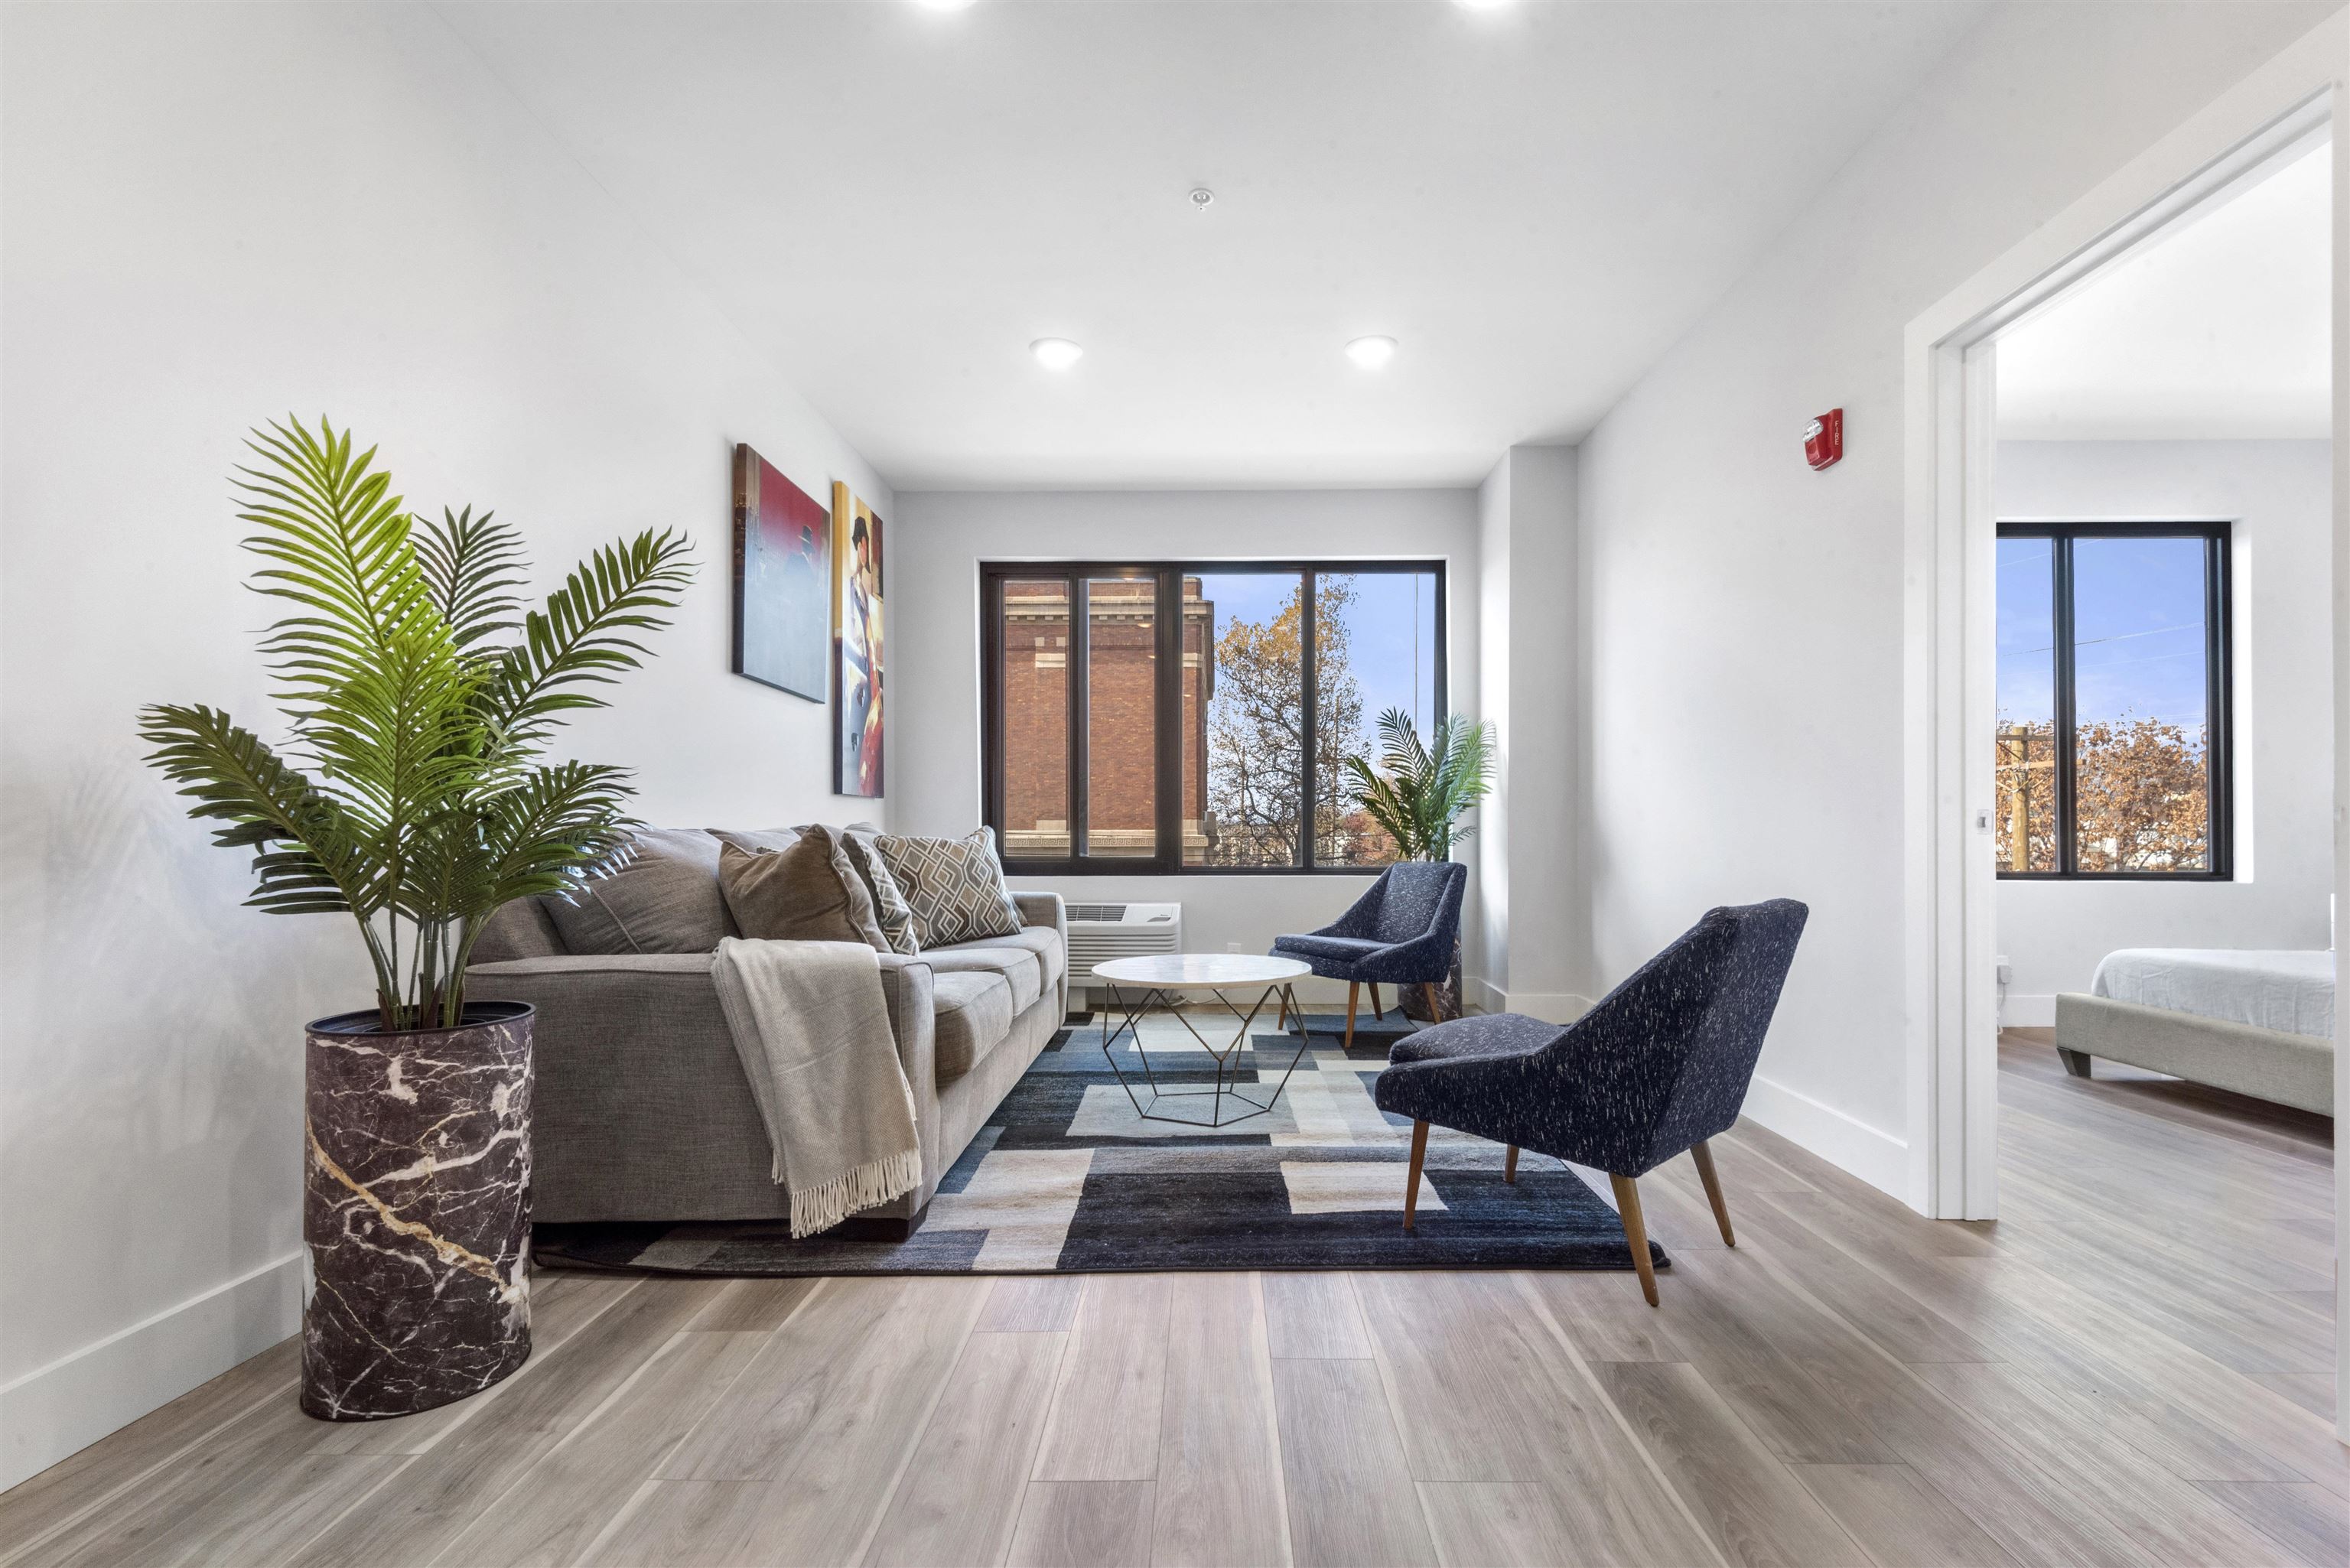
(1994, 522), (2232, 879)
(981, 561), (1445, 875)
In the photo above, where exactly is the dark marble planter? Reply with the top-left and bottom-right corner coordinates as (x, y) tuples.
(302, 1001), (534, 1421)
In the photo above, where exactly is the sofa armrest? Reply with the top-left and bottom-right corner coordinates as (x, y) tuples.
(1012, 890), (1069, 1018)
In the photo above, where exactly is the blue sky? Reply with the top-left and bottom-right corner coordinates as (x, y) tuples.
(1997, 535), (2209, 732)
(1195, 571), (1440, 747)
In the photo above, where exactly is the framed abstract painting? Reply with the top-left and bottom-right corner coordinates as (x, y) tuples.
(731, 444), (829, 703)
(832, 481), (884, 798)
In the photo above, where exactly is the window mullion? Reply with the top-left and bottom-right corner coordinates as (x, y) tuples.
(2053, 535), (2078, 877)
(1155, 568), (1181, 874)
(1300, 569), (1318, 870)
(1067, 571), (1088, 864)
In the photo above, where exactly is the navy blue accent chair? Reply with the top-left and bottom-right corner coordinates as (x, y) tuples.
(1372, 898), (1808, 1305)
(1271, 860), (1467, 1046)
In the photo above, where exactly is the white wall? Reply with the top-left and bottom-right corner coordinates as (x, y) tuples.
(1574, 0), (2338, 1197)
(1472, 447), (1587, 1020)
(0, 4), (887, 1488)
(1993, 440), (2334, 1023)
(890, 488), (1478, 998)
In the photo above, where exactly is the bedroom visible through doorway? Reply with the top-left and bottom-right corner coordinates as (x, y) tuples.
(1990, 133), (2335, 1127)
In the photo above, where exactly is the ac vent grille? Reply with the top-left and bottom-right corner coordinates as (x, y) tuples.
(1065, 901), (1183, 979)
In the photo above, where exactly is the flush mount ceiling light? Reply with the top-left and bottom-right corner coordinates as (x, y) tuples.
(1030, 338), (1083, 370)
(913, 0), (978, 11)
(1455, 0), (1517, 8)
(1346, 335), (1398, 369)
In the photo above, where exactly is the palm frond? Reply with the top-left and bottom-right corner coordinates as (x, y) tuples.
(414, 506), (526, 649)
(234, 417), (434, 707)
(487, 529), (695, 747)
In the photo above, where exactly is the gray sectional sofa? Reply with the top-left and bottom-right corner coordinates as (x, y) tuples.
(465, 827), (1068, 1236)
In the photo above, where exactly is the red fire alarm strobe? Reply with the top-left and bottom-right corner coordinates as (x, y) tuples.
(1805, 408), (1844, 471)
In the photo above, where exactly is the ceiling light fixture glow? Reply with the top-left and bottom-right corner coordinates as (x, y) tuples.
(1455, 0), (1517, 9)
(913, 0), (978, 11)
(1346, 335), (1398, 369)
(1030, 337), (1083, 370)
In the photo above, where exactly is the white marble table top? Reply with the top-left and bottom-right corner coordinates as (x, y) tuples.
(1091, 952), (1311, 989)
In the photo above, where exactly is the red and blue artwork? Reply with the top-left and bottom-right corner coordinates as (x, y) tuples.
(731, 444), (828, 703)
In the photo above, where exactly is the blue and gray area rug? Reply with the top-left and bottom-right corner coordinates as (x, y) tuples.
(534, 1013), (1661, 1276)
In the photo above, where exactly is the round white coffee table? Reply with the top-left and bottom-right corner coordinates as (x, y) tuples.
(1091, 954), (1313, 1129)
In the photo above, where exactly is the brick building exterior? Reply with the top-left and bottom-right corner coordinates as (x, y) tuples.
(999, 577), (1212, 860)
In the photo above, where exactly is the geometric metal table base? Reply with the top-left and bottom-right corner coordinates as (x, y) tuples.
(1098, 979), (1312, 1128)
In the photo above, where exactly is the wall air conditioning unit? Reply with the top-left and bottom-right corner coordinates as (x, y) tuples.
(1065, 903), (1183, 996)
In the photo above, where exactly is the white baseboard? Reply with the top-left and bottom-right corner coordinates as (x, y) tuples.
(1739, 1075), (1909, 1199)
(2002, 993), (2057, 1028)
(0, 1251), (303, 1492)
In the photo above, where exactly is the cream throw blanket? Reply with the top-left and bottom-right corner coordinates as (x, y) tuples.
(711, 937), (921, 1238)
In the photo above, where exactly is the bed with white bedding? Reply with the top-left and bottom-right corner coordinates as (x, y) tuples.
(2054, 948), (2335, 1115)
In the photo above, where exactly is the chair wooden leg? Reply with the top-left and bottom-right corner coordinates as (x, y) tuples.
(1505, 1145), (1519, 1183)
(1609, 1173), (1660, 1307)
(1404, 1120), (1430, 1231)
(1423, 981), (1443, 1023)
(1691, 1140), (1735, 1247)
(1369, 982), (1385, 1020)
(1345, 982), (1360, 1049)
(1277, 989), (1289, 1030)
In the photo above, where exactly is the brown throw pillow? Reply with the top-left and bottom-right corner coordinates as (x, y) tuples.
(715, 829), (892, 953)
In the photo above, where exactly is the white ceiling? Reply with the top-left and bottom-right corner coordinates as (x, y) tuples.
(442, 0), (1990, 489)
(1997, 138), (2332, 442)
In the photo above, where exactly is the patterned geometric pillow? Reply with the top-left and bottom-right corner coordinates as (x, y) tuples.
(874, 827), (1024, 948)
(839, 828), (921, 955)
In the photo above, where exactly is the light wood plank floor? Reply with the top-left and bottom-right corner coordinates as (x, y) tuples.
(4, 1033), (2339, 1567)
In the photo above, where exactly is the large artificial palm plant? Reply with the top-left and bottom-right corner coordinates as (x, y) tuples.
(141, 417), (694, 1032)
(1343, 708), (1495, 862)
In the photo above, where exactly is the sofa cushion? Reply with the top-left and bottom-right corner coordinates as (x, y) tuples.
(545, 827), (736, 955)
(944, 927), (1064, 997)
(919, 945), (1041, 1016)
(932, 970), (1016, 1083)
(875, 828), (1024, 948)
(716, 832), (893, 953)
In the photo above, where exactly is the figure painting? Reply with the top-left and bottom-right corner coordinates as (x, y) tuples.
(730, 445), (828, 702)
(832, 482), (884, 797)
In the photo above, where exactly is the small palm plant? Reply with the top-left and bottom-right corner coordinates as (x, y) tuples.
(140, 417), (694, 1032)
(1343, 708), (1496, 861)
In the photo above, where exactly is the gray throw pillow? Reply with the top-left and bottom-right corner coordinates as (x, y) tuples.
(875, 827), (1024, 948)
(715, 830), (893, 953)
(545, 827), (736, 954)
(840, 829), (921, 955)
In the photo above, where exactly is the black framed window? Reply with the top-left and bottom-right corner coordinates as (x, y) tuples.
(982, 561), (1446, 874)
(1994, 522), (2231, 880)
